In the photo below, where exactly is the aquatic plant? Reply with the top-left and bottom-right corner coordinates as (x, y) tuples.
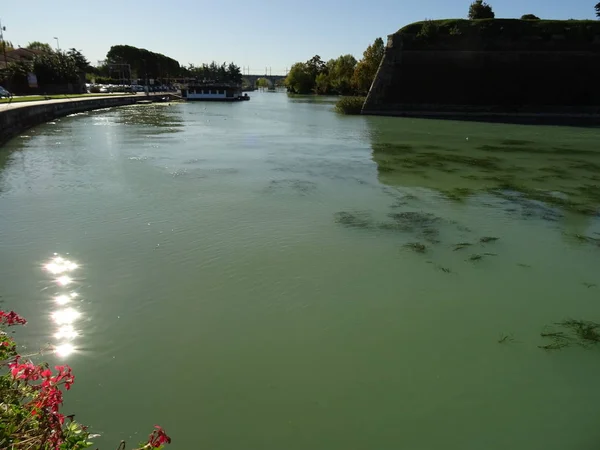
(539, 166), (569, 176)
(538, 341), (570, 351)
(539, 319), (600, 350)
(0, 309), (171, 449)
(421, 228), (441, 244)
(380, 211), (444, 243)
(498, 333), (515, 344)
(421, 153), (502, 170)
(569, 161), (600, 173)
(388, 212), (441, 228)
(334, 211), (373, 229)
(429, 263), (452, 273)
(453, 242), (472, 251)
(267, 179), (317, 195)
(560, 320), (600, 346)
(564, 233), (600, 246)
(480, 236), (499, 243)
(442, 188), (473, 202)
(491, 183), (597, 216)
(583, 282), (597, 288)
(403, 242), (428, 253)
(576, 184), (600, 202)
(377, 164), (395, 173)
(372, 143), (414, 155)
(479, 142), (596, 156)
(501, 139), (534, 146)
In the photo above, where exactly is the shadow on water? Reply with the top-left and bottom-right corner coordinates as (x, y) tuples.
(364, 116), (600, 224)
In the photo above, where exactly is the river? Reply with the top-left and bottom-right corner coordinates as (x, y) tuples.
(1, 92), (600, 450)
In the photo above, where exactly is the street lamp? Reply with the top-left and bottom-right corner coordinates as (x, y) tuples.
(53, 37), (60, 51)
(1, 19), (8, 68)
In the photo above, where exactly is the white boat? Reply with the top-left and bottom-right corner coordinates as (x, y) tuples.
(182, 84), (250, 102)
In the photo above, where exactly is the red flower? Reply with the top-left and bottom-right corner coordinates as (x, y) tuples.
(4, 354), (77, 450)
(147, 425), (172, 447)
(0, 310), (27, 326)
(9, 359), (42, 381)
(54, 365), (75, 390)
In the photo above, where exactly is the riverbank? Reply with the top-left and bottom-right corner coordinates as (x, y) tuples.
(0, 94), (176, 147)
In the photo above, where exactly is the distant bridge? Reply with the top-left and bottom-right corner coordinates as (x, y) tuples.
(242, 74), (286, 87)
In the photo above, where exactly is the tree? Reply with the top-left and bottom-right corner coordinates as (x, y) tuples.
(67, 48), (91, 72)
(314, 72), (331, 94)
(185, 60), (242, 83)
(227, 62), (242, 84)
(106, 45), (180, 81)
(596, 2), (600, 17)
(305, 55), (326, 80)
(468, 0), (495, 19)
(0, 40), (14, 53)
(328, 54), (357, 95)
(26, 41), (53, 52)
(284, 62), (314, 94)
(256, 77), (270, 88)
(521, 14), (540, 20)
(4, 60), (33, 90)
(352, 37), (385, 95)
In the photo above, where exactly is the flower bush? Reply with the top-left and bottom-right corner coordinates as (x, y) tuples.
(0, 310), (171, 450)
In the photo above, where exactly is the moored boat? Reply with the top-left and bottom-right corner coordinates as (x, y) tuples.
(181, 83), (250, 102)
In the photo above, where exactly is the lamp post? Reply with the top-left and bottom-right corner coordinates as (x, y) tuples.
(53, 37), (60, 51)
(1, 19), (8, 70)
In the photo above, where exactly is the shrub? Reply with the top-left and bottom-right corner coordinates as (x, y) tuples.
(449, 25), (463, 35)
(521, 14), (540, 20)
(417, 20), (440, 41)
(0, 309), (171, 450)
(335, 96), (366, 115)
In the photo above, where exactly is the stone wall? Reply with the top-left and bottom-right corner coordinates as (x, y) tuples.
(363, 20), (600, 121)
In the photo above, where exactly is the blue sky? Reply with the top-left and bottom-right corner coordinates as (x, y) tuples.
(2, 0), (597, 75)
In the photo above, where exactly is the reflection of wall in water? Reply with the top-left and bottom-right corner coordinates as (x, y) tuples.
(364, 116), (600, 232)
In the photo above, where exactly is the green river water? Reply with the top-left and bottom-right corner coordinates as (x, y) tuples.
(1, 92), (600, 449)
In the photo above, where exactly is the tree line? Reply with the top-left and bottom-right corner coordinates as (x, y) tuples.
(180, 62), (242, 84)
(99, 46), (242, 84)
(1, 40), (244, 91)
(285, 37), (385, 95)
(1, 42), (91, 91)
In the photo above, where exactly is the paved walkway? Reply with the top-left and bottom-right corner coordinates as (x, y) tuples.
(0, 93), (166, 112)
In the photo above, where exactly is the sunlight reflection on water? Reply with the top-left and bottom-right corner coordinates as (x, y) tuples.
(42, 254), (82, 358)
